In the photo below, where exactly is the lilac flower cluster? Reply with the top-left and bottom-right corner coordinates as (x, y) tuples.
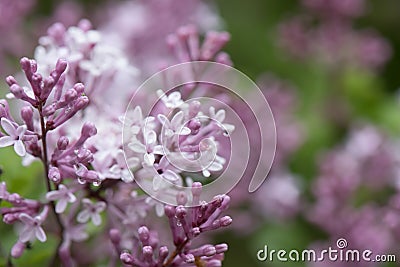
(308, 126), (400, 265)
(278, 0), (392, 71)
(117, 183), (231, 267)
(0, 13), (234, 266)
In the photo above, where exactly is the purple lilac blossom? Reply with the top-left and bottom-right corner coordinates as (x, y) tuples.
(278, 0), (392, 71)
(0, 13), (238, 265)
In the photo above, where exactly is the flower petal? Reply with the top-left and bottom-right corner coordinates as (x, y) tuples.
(171, 111), (184, 128)
(14, 140), (26, 157)
(91, 213), (102, 226)
(128, 141), (146, 153)
(68, 192), (77, 203)
(121, 170), (134, 183)
(19, 227), (34, 243)
(146, 130), (157, 145)
(207, 162), (224, 172)
(162, 170), (179, 182)
(46, 191), (61, 201)
(179, 127), (191, 136)
(144, 153), (155, 166)
(35, 226), (47, 242)
(56, 199), (68, 213)
(77, 210), (90, 223)
(16, 125), (27, 137)
(0, 136), (15, 147)
(153, 175), (163, 191)
(19, 213), (34, 225)
(95, 201), (106, 212)
(1, 118), (16, 136)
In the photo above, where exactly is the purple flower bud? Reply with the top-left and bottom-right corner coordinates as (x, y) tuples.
(11, 241), (25, 258)
(78, 19), (92, 31)
(9, 84), (25, 99)
(5, 76), (17, 86)
(76, 148), (93, 163)
(55, 59), (68, 74)
(83, 170), (99, 183)
(42, 103), (57, 117)
(191, 227), (201, 237)
(175, 205), (187, 220)
(31, 73), (43, 96)
(109, 228), (121, 245)
(176, 191), (188, 205)
(8, 193), (22, 204)
(138, 226), (150, 245)
(142, 246), (153, 263)
(3, 213), (19, 224)
(120, 252), (134, 265)
(220, 216), (232, 227)
(182, 253), (195, 263)
(215, 243), (228, 254)
(9, 84), (37, 106)
(204, 245), (217, 257)
(74, 96), (89, 110)
(164, 205), (176, 218)
(40, 77), (55, 100)
(65, 88), (78, 102)
(47, 23), (66, 44)
(201, 31), (230, 61)
(159, 246), (169, 262)
(20, 57), (32, 73)
(81, 122), (97, 138)
(57, 136), (69, 150)
(20, 107), (34, 131)
(192, 182), (202, 198)
(48, 167), (61, 183)
(73, 83), (85, 95)
(215, 52), (232, 66)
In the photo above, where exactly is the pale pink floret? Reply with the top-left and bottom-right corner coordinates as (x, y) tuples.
(18, 206), (49, 243)
(0, 118), (27, 156)
(77, 198), (106, 226)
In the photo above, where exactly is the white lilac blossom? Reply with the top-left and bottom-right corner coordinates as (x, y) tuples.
(34, 20), (139, 115)
(18, 206), (49, 243)
(0, 117), (28, 156)
(77, 198), (106, 226)
(127, 90), (233, 192)
(45, 184), (76, 213)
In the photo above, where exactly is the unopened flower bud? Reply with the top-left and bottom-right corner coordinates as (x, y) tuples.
(57, 136), (69, 150)
(11, 241), (25, 258)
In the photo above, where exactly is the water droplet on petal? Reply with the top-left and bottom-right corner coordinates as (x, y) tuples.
(77, 177), (86, 185)
(92, 180), (101, 187)
(65, 106), (72, 114)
